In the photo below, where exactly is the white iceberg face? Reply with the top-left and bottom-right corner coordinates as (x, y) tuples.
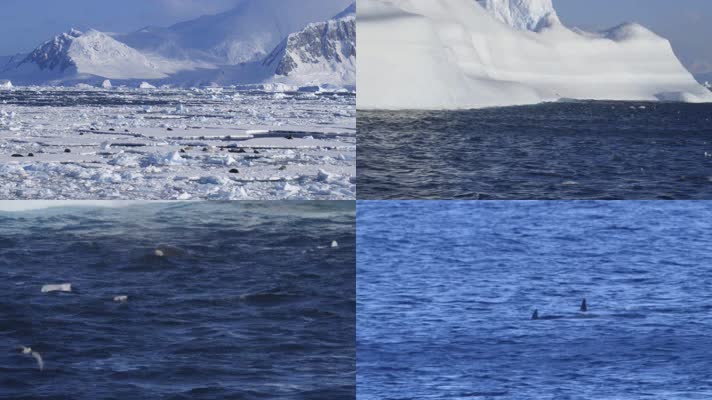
(358, 0), (712, 110)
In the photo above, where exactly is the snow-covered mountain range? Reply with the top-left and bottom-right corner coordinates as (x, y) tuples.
(264, 3), (356, 86)
(359, 0), (712, 109)
(0, 0), (355, 89)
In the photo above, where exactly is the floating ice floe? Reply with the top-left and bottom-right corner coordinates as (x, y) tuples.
(317, 169), (335, 182)
(144, 151), (186, 166)
(41, 283), (73, 293)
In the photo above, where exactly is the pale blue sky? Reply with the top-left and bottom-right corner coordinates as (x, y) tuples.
(555, 0), (712, 75)
(1, 0), (711, 76)
(0, 0), (240, 55)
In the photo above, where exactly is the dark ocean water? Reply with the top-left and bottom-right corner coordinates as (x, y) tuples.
(358, 102), (712, 200)
(357, 201), (712, 400)
(0, 88), (354, 108)
(0, 202), (355, 400)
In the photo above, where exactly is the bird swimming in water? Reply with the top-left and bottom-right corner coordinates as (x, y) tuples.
(154, 249), (165, 257)
(331, 240), (339, 248)
(19, 346), (44, 371)
(580, 298), (588, 312)
(113, 295), (128, 302)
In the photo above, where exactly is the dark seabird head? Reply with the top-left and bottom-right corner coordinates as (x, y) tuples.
(531, 309), (539, 320)
(580, 298), (587, 312)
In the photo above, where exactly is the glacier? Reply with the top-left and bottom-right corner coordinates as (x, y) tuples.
(358, 0), (712, 110)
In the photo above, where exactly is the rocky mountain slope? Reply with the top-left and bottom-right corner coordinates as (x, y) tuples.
(263, 4), (355, 86)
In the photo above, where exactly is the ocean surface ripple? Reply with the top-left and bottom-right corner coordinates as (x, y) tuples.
(358, 102), (712, 200)
(357, 201), (712, 400)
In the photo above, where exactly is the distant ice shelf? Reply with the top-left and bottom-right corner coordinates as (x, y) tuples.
(358, 0), (712, 110)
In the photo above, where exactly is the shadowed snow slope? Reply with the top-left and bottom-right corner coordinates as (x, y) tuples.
(358, 0), (712, 110)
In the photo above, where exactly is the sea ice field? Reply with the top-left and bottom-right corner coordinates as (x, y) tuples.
(0, 87), (356, 200)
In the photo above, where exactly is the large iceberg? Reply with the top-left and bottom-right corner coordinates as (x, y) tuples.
(358, 0), (712, 110)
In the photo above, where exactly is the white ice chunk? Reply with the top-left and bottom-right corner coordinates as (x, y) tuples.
(41, 283), (72, 293)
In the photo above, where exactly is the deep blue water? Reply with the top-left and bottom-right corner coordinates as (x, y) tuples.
(357, 201), (712, 400)
(0, 201), (355, 400)
(357, 102), (712, 200)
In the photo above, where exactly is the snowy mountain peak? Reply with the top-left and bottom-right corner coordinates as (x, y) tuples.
(333, 2), (356, 19)
(17, 28), (169, 80)
(262, 3), (355, 87)
(476, 0), (561, 31)
(21, 28), (85, 71)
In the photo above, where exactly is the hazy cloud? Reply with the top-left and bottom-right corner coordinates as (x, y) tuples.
(157, 0), (239, 18)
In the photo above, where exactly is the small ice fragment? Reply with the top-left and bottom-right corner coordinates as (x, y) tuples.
(281, 182), (299, 193)
(41, 283), (72, 293)
(317, 169), (333, 182)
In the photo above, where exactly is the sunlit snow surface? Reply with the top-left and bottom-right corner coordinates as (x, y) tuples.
(0, 87), (355, 199)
